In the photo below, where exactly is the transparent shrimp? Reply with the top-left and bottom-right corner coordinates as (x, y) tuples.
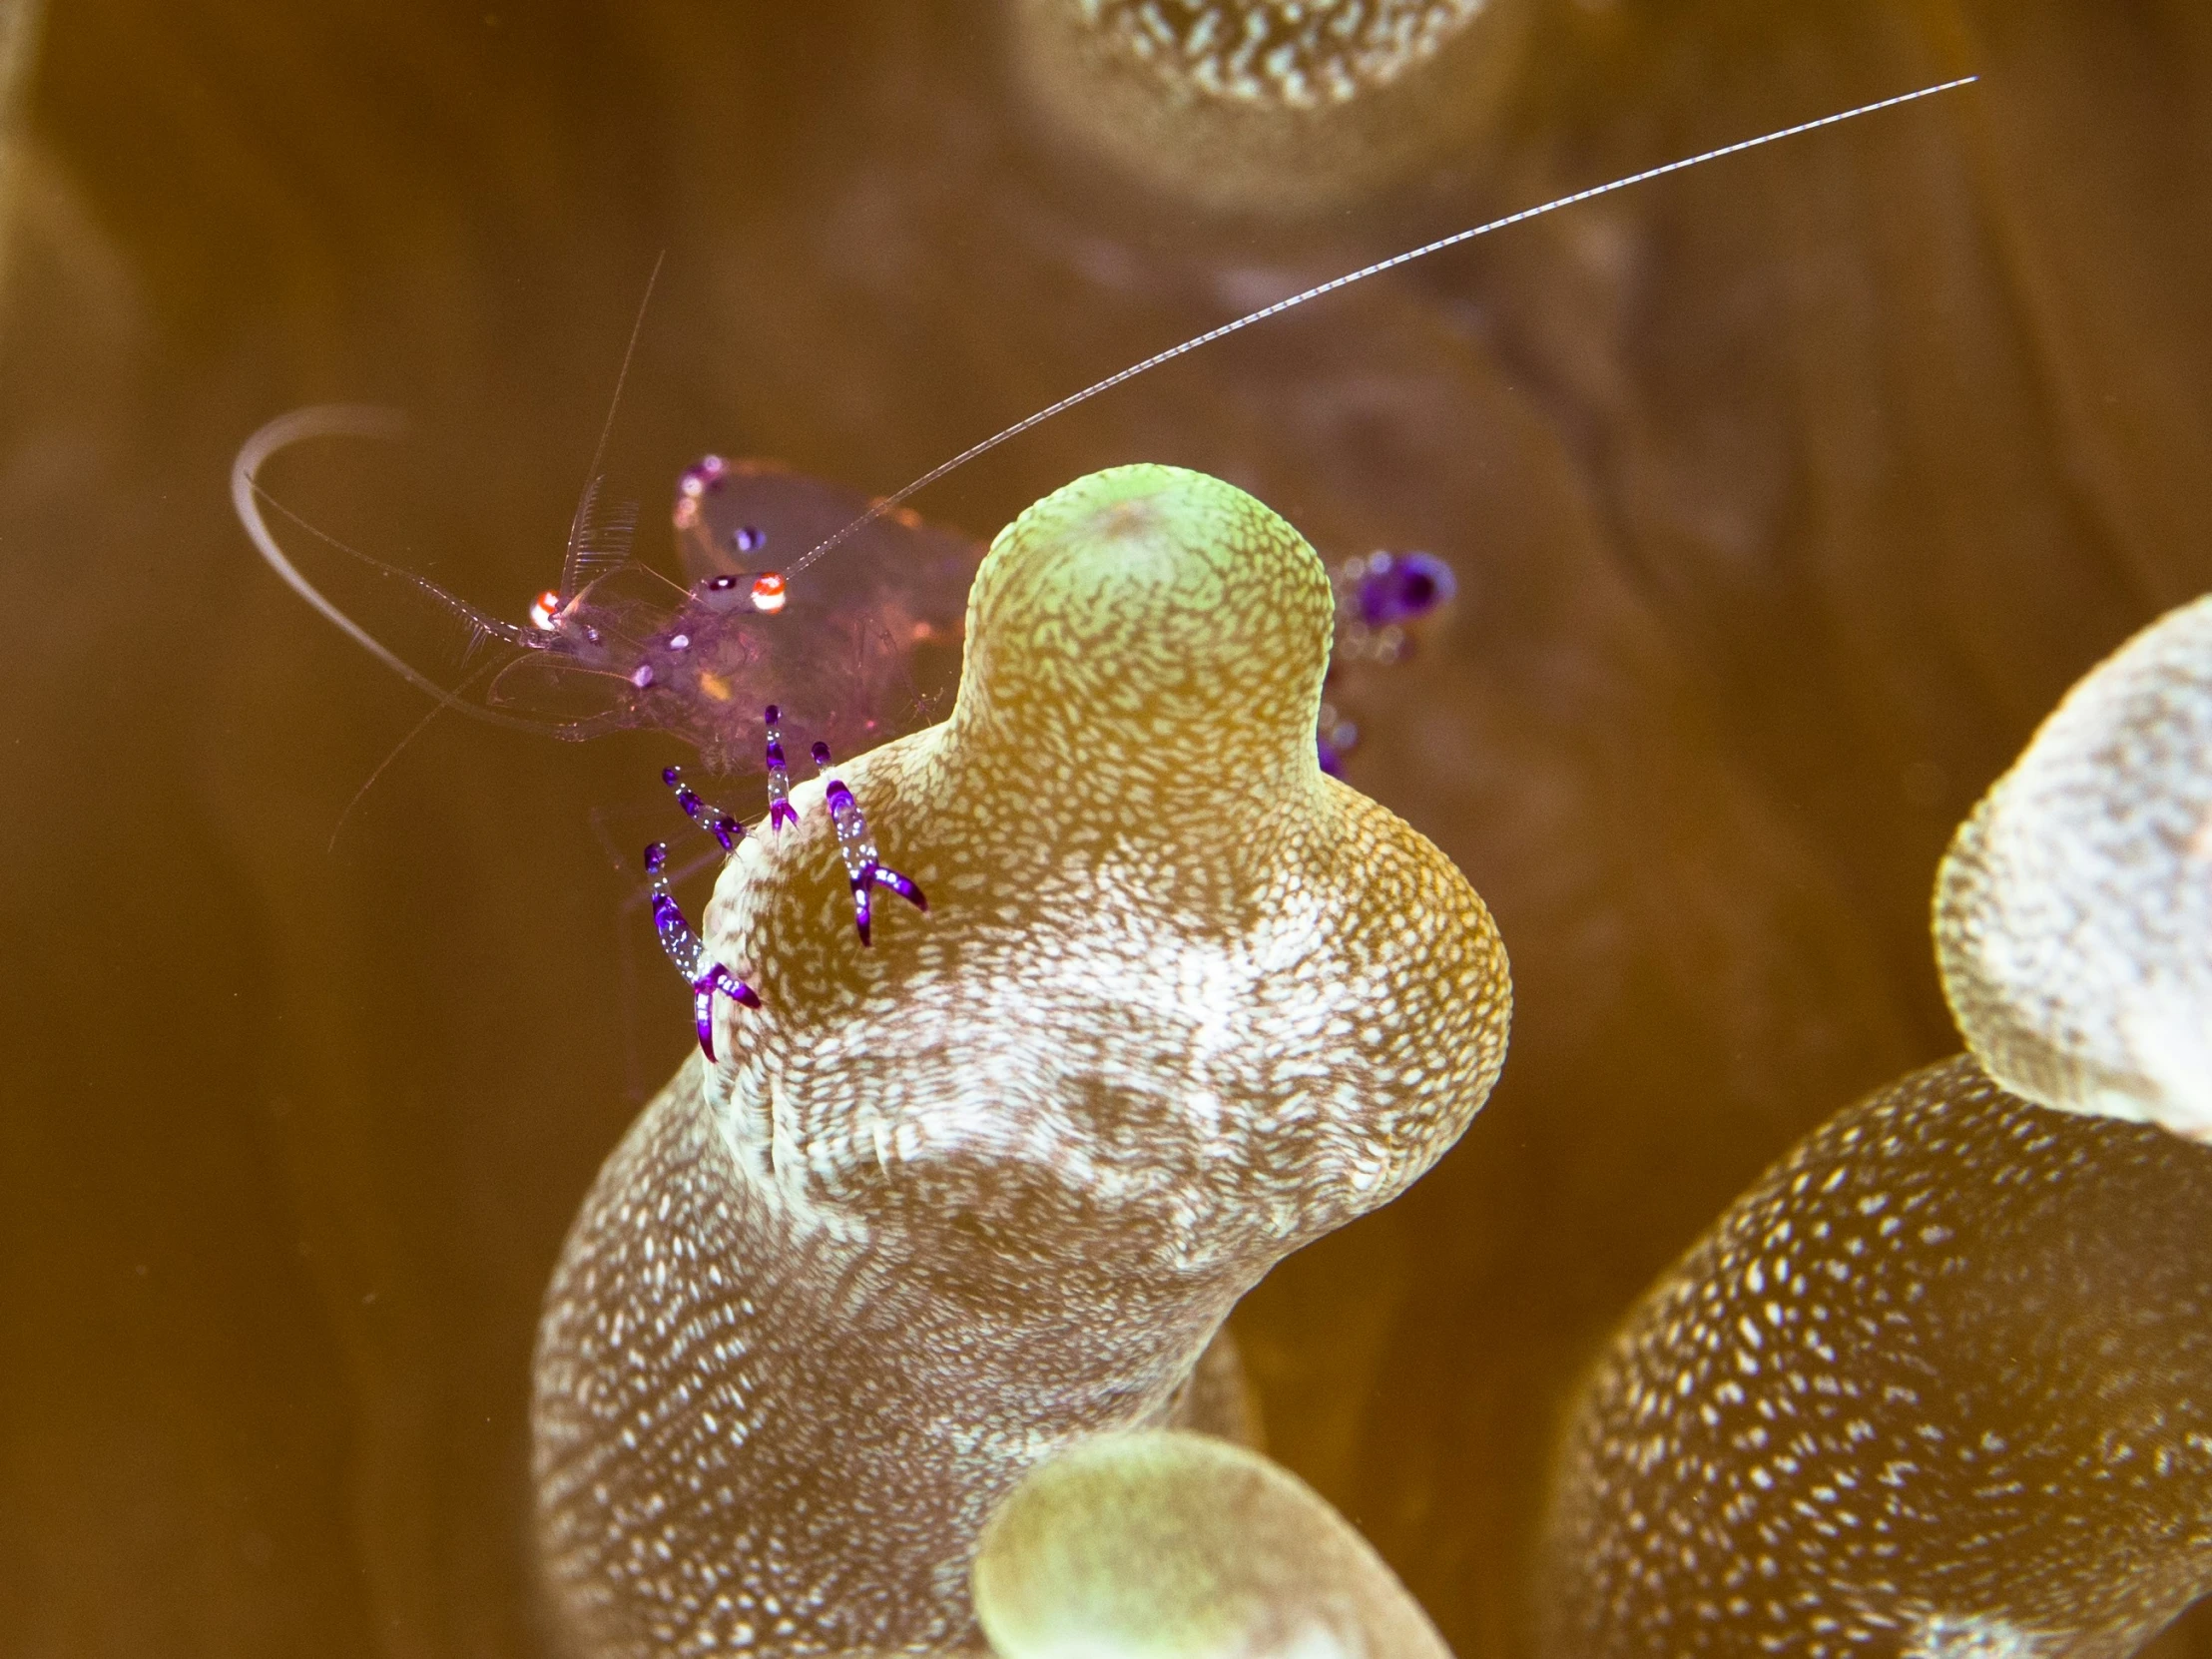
(234, 76), (1977, 1044)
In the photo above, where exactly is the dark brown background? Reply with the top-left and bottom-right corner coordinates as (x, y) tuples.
(1, 1), (2207, 1653)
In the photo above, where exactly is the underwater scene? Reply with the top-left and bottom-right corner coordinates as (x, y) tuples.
(2, 0), (2209, 1654)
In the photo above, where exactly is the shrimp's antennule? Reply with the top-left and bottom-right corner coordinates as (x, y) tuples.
(558, 251), (665, 601)
(783, 75), (1979, 583)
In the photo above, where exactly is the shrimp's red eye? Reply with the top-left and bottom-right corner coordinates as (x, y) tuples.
(750, 573), (788, 614)
(529, 589), (563, 631)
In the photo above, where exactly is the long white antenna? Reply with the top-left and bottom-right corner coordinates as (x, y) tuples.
(785, 74), (1977, 580)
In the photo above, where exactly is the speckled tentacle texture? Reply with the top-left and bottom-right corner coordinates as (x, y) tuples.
(532, 465), (1511, 1657)
(1008, 0), (1524, 212)
(973, 1429), (1453, 1659)
(1936, 594), (2212, 1141)
(1540, 1055), (2212, 1659)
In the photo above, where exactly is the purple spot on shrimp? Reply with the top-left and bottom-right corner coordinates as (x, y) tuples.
(734, 526), (764, 553)
(631, 662), (656, 689)
(645, 841), (670, 875)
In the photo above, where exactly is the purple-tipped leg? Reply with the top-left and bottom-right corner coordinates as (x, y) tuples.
(661, 764), (744, 852)
(812, 741), (928, 946)
(764, 706), (799, 832)
(644, 839), (761, 1060)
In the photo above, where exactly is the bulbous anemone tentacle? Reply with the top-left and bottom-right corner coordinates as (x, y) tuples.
(973, 1429), (1452, 1659)
(1540, 1054), (2212, 1659)
(1936, 594), (2212, 1141)
(1007, 0), (1526, 214)
(531, 464), (1511, 1658)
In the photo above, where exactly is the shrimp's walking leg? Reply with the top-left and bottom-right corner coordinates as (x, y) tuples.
(643, 842), (762, 1059)
(764, 706), (799, 832)
(662, 764), (744, 852)
(811, 742), (928, 946)
(644, 766), (761, 1058)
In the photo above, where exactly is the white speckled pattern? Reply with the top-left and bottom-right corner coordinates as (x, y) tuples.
(1008, 0), (1522, 214)
(1542, 1055), (2212, 1659)
(973, 1428), (1452, 1659)
(1057, 0), (1487, 108)
(1936, 595), (2212, 1140)
(533, 466), (1510, 1656)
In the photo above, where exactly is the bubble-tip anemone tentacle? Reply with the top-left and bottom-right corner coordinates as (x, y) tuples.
(1008, 0), (1525, 212)
(532, 464), (1510, 1656)
(1541, 1054), (2212, 1659)
(974, 1429), (1452, 1659)
(1936, 594), (2212, 1142)
(1544, 605), (2212, 1656)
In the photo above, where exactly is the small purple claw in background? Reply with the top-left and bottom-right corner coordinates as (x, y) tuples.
(1355, 551), (1455, 628)
(1317, 729), (1350, 778)
(811, 741), (927, 946)
(764, 705), (800, 832)
(1319, 549), (1457, 772)
(1331, 551), (1456, 665)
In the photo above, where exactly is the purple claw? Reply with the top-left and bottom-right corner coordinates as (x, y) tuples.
(662, 765), (745, 853)
(814, 745), (928, 945)
(851, 871), (874, 947)
(870, 865), (928, 912)
(642, 836), (761, 1056)
(690, 964), (763, 1061)
(691, 980), (720, 1060)
(765, 706), (799, 831)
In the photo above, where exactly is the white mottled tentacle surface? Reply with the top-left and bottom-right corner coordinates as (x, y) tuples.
(1936, 593), (2212, 1141)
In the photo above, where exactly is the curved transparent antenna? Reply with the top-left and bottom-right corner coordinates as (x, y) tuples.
(232, 404), (565, 737)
